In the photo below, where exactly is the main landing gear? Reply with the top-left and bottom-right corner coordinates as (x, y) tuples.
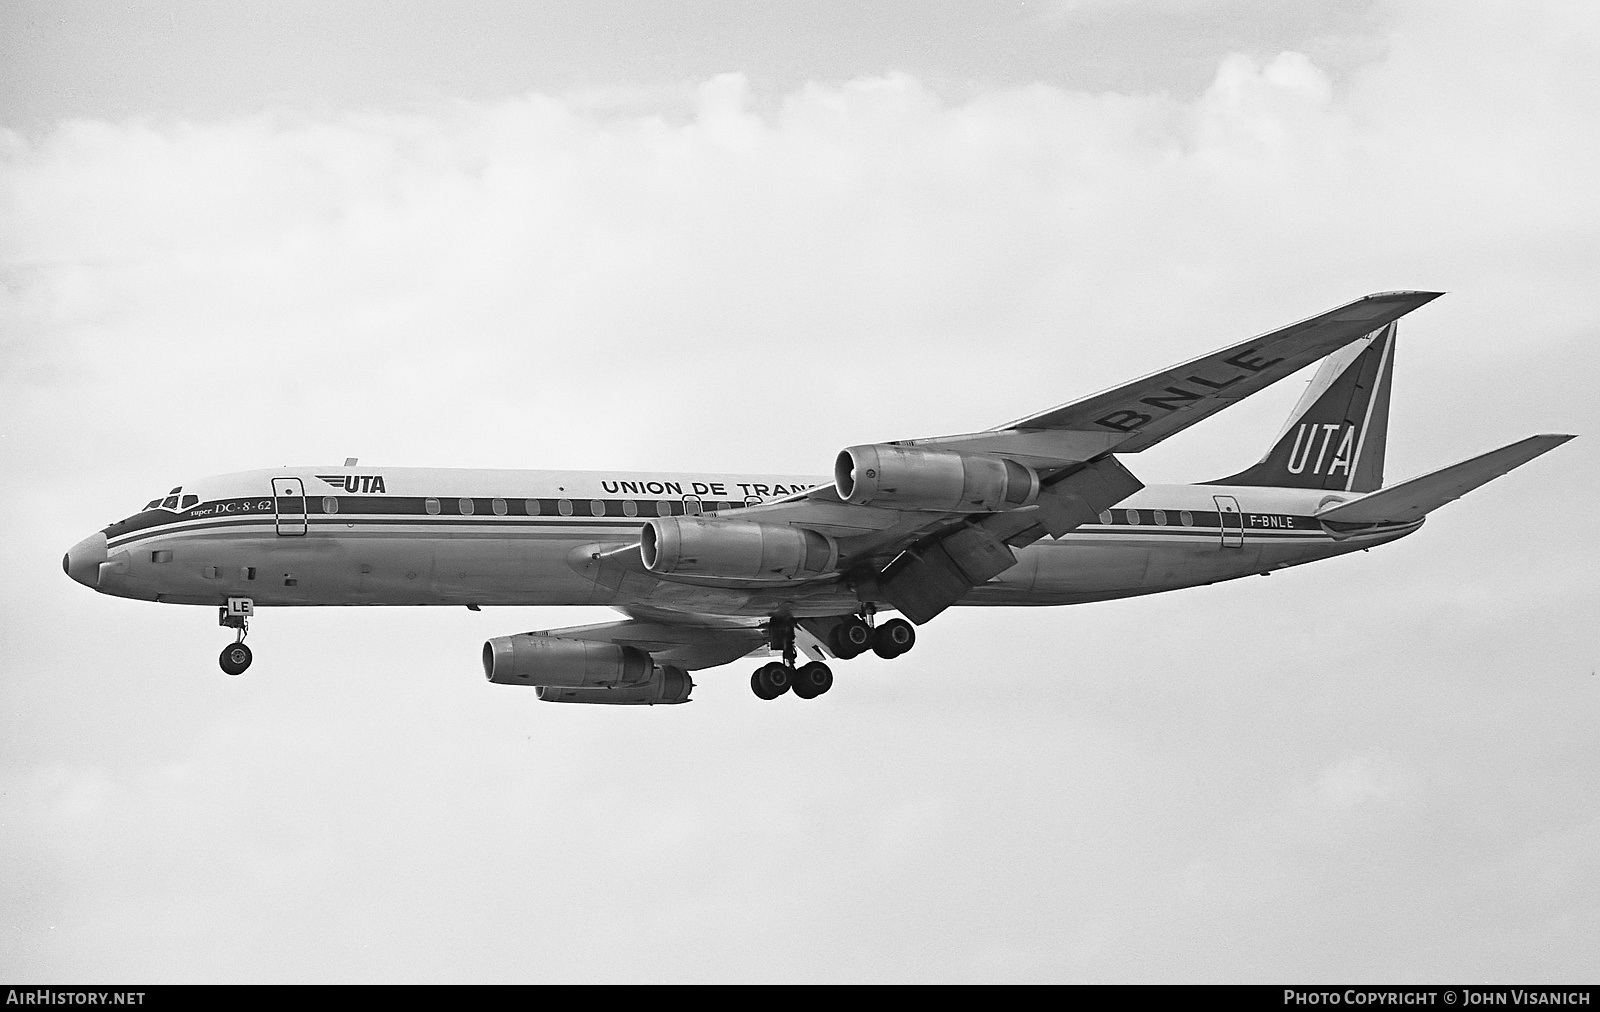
(218, 597), (254, 676)
(750, 612), (917, 700)
(828, 614), (915, 661)
(751, 617), (834, 701)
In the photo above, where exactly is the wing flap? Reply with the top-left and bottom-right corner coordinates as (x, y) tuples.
(1316, 434), (1575, 524)
(877, 456), (1144, 623)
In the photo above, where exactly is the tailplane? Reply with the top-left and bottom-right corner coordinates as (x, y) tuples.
(1315, 434), (1575, 525)
(1210, 321), (1396, 491)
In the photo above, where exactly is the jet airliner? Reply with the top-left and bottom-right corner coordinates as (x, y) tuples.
(63, 293), (1573, 703)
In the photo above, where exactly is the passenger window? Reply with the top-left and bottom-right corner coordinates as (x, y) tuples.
(1125, 509), (1140, 525)
(458, 497), (474, 515)
(323, 496), (338, 514)
(525, 499), (541, 516)
(1098, 510), (1113, 525)
(492, 498), (508, 516)
(1180, 510), (1194, 527)
(181, 495), (198, 509)
(1153, 509), (1167, 526)
(425, 497), (441, 515)
(657, 500), (672, 516)
(622, 500), (638, 517)
(558, 499), (573, 516)
(589, 499), (606, 516)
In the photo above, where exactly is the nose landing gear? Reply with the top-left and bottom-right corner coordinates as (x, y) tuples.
(218, 597), (254, 675)
(219, 641), (253, 676)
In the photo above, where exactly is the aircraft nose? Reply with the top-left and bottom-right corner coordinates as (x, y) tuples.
(63, 532), (108, 588)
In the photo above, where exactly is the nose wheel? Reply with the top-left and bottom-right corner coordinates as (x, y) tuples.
(218, 597), (254, 675)
(219, 641), (253, 676)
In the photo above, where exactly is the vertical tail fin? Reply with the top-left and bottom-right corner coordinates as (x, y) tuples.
(1210, 321), (1395, 492)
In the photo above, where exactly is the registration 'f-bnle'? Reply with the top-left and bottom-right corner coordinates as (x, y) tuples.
(63, 293), (1574, 703)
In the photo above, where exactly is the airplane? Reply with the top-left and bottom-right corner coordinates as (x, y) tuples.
(62, 292), (1573, 704)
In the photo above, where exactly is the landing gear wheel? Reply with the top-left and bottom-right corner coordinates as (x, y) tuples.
(792, 661), (834, 699)
(830, 617), (872, 659)
(751, 661), (792, 700)
(871, 618), (916, 659)
(219, 642), (253, 676)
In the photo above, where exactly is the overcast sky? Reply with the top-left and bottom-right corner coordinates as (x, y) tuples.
(2, 0), (1596, 983)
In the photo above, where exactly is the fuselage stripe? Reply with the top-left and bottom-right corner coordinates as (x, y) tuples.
(106, 513), (1367, 552)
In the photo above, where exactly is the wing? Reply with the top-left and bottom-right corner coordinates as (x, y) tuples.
(909, 290), (1443, 462)
(675, 293), (1444, 625)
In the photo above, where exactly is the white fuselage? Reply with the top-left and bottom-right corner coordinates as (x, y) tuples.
(75, 466), (1421, 619)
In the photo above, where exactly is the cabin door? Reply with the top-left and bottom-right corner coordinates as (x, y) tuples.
(1213, 495), (1244, 549)
(273, 477), (308, 536)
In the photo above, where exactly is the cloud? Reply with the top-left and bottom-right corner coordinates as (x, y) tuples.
(3, 15), (1595, 488)
(3, 0), (1597, 982)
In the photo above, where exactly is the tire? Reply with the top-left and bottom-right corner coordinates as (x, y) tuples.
(751, 661), (791, 699)
(830, 617), (872, 659)
(792, 661), (833, 699)
(871, 618), (915, 659)
(219, 642), (253, 676)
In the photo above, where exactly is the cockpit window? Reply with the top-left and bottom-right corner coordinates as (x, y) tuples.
(162, 495), (179, 509)
(180, 495), (198, 509)
(144, 499), (162, 511)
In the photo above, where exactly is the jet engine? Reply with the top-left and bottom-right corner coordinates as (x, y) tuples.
(483, 634), (653, 688)
(640, 517), (836, 580)
(482, 635), (693, 704)
(536, 666), (694, 705)
(834, 445), (1039, 511)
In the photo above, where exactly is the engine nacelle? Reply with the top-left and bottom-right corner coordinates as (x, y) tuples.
(640, 517), (836, 580)
(834, 445), (1039, 512)
(482, 635), (654, 688)
(537, 666), (694, 705)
